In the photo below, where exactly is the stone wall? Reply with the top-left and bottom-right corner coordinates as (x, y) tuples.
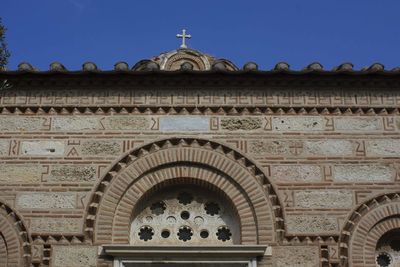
(0, 86), (399, 267)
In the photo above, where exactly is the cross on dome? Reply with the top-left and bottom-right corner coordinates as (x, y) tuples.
(176, 29), (191, 49)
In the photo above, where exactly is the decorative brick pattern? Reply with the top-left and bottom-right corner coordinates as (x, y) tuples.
(0, 199), (32, 266)
(86, 138), (284, 246)
(0, 73), (400, 266)
(338, 192), (400, 266)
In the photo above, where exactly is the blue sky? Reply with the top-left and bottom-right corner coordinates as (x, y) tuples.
(2, 0), (400, 71)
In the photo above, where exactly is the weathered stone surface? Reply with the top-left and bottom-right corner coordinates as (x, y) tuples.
(80, 140), (121, 156)
(52, 117), (99, 131)
(272, 116), (324, 131)
(220, 117), (262, 131)
(47, 165), (97, 182)
(105, 116), (150, 130)
(272, 246), (319, 267)
(16, 193), (76, 209)
(294, 190), (353, 208)
(21, 140), (65, 156)
(0, 164), (44, 183)
(160, 117), (209, 131)
(52, 116), (151, 131)
(30, 217), (82, 233)
(335, 117), (382, 131)
(286, 215), (338, 234)
(270, 165), (322, 182)
(0, 140), (9, 155)
(0, 117), (43, 131)
(304, 140), (353, 156)
(366, 139), (400, 156)
(333, 165), (394, 182)
(249, 139), (354, 157)
(52, 246), (97, 267)
(249, 140), (290, 155)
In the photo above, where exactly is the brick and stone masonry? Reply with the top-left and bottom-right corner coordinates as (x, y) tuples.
(0, 49), (400, 267)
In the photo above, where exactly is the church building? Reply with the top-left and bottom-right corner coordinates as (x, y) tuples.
(1, 31), (400, 267)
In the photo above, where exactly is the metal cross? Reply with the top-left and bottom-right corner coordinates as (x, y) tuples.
(176, 29), (191, 48)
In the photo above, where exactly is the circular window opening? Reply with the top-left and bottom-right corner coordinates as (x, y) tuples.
(161, 230), (170, 238)
(178, 226), (193, 242)
(204, 202), (220, 216)
(216, 226), (232, 242)
(377, 252), (391, 267)
(180, 211), (190, 220)
(178, 192), (193, 205)
(150, 201), (166, 215)
(200, 230), (209, 239)
(138, 226), (154, 241)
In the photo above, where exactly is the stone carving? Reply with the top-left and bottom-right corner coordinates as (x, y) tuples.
(375, 229), (400, 267)
(220, 117), (262, 131)
(130, 186), (239, 245)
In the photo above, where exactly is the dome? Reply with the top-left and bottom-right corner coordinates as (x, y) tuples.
(132, 48), (238, 71)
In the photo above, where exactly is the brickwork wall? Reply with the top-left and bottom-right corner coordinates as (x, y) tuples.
(0, 86), (399, 267)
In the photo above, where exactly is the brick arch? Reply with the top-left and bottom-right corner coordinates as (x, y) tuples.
(0, 199), (32, 267)
(85, 138), (284, 245)
(112, 164), (257, 244)
(338, 192), (400, 267)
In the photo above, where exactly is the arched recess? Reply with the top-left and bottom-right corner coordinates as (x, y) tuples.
(338, 192), (400, 267)
(85, 138), (284, 245)
(0, 199), (32, 267)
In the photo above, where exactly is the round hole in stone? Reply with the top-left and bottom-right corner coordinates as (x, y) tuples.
(181, 211), (190, 220)
(376, 252), (391, 267)
(200, 230), (209, 239)
(138, 226), (154, 241)
(161, 229), (170, 238)
(178, 226), (193, 242)
(216, 226), (232, 242)
(204, 202), (220, 216)
(178, 192), (193, 205)
(150, 201), (166, 216)
(166, 216), (176, 224)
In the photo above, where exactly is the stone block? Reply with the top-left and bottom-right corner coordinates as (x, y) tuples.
(16, 193), (76, 209)
(249, 140), (290, 155)
(286, 215), (338, 234)
(0, 117), (43, 131)
(52, 117), (99, 131)
(0, 164), (44, 183)
(80, 140), (121, 156)
(304, 140), (354, 156)
(52, 246), (97, 267)
(30, 217), (82, 233)
(250, 139), (354, 157)
(272, 246), (319, 267)
(220, 117), (262, 131)
(294, 190), (353, 208)
(335, 117), (382, 131)
(0, 140), (9, 155)
(21, 140), (65, 156)
(333, 165), (394, 182)
(272, 116), (324, 131)
(366, 139), (400, 156)
(47, 165), (97, 182)
(270, 165), (322, 182)
(105, 116), (150, 130)
(160, 117), (209, 131)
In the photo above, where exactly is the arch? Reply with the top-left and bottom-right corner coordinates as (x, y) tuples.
(85, 138), (284, 245)
(0, 199), (32, 267)
(130, 179), (242, 245)
(338, 192), (400, 267)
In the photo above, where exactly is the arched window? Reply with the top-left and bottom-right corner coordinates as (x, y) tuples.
(130, 185), (240, 245)
(376, 229), (400, 267)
